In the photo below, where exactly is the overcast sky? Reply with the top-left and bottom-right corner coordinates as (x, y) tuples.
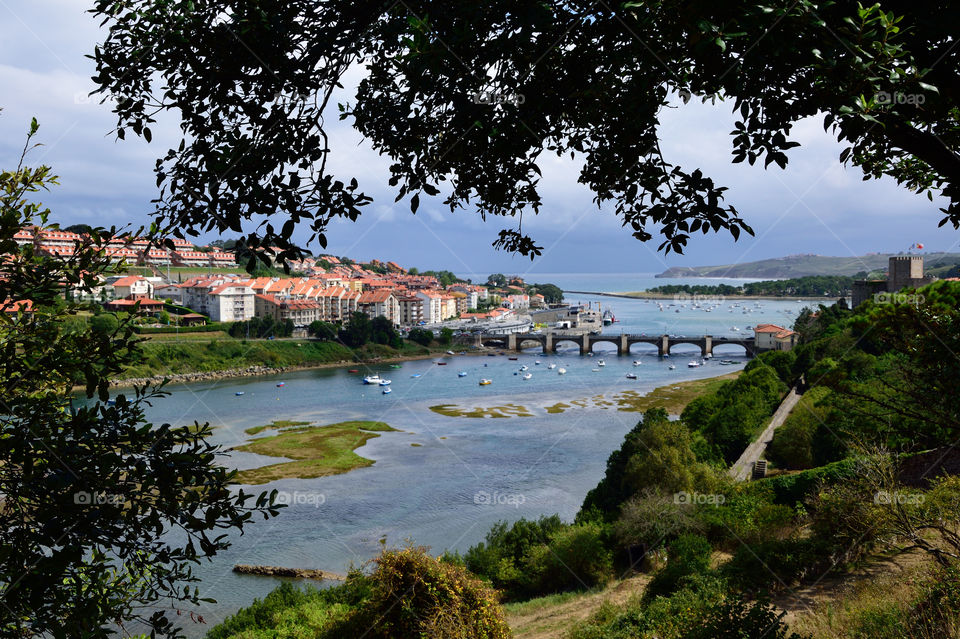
(2, 0), (957, 276)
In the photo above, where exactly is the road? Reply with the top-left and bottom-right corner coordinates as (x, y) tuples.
(729, 388), (802, 481)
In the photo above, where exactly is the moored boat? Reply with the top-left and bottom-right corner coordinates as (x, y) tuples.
(479, 378), (492, 386)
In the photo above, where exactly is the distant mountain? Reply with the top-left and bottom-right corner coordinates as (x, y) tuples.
(656, 253), (960, 279)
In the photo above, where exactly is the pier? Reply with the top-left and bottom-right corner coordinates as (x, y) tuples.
(473, 332), (760, 357)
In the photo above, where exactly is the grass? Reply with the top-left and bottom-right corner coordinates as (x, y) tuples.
(429, 403), (535, 418)
(141, 331), (230, 341)
(614, 371), (741, 414)
(121, 339), (357, 379)
(233, 420), (398, 485)
(244, 420), (312, 435)
(428, 373), (741, 420)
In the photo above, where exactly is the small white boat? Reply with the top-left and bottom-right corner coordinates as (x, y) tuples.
(446, 350), (455, 355)
(522, 373), (532, 380)
(557, 368), (566, 375)
(632, 360), (641, 366)
(235, 392), (245, 396)
(592, 368), (601, 372)
(625, 373), (638, 379)
(458, 371), (467, 377)
(704, 353), (712, 359)
(379, 379), (392, 386)
(688, 361), (701, 368)
(547, 363), (557, 370)
(535, 360), (541, 365)
(382, 387), (392, 394)
(519, 365), (529, 371)
(597, 360), (605, 367)
(363, 374), (381, 385)
(669, 364), (676, 370)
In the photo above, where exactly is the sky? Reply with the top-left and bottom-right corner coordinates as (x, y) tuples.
(1, 0), (957, 277)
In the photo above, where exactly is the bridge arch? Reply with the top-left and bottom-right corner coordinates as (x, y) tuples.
(667, 340), (706, 356)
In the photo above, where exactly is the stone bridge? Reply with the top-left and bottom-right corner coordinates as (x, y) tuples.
(474, 332), (759, 357)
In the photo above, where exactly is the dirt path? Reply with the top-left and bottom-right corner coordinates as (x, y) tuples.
(507, 574), (650, 639)
(730, 388), (801, 480)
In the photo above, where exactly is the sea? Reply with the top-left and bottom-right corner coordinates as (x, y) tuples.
(116, 273), (825, 635)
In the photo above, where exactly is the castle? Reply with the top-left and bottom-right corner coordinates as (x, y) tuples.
(851, 255), (934, 307)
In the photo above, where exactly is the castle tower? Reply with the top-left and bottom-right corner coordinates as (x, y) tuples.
(887, 255), (924, 292)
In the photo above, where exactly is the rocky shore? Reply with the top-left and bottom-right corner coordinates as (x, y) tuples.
(233, 563), (346, 581)
(113, 365), (302, 389)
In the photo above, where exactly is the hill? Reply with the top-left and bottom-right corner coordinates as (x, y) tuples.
(656, 252), (960, 279)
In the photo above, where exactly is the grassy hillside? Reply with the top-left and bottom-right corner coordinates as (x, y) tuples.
(656, 252), (960, 279)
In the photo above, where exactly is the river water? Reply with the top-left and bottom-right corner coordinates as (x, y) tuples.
(129, 275), (820, 635)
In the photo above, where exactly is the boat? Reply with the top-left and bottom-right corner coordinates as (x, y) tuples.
(625, 373), (638, 379)
(362, 374), (381, 384)
(235, 392), (245, 396)
(276, 382), (285, 387)
(704, 353), (712, 359)
(547, 363), (557, 370)
(479, 379), (492, 386)
(446, 350), (455, 355)
(597, 360), (605, 367)
(508, 357), (518, 361)
(519, 365), (528, 371)
(348, 369), (360, 373)
(522, 373), (532, 380)
(487, 353), (497, 357)
(557, 368), (567, 375)
(379, 379), (392, 386)
(633, 360), (641, 366)
(410, 373), (422, 378)
(436, 362), (447, 366)
(687, 361), (701, 368)
(719, 359), (738, 365)
(592, 368), (601, 372)
(458, 371), (467, 377)
(669, 364), (676, 370)
(382, 387), (392, 394)
(534, 361), (541, 365)
(390, 364), (402, 369)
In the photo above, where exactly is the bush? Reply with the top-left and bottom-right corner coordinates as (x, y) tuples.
(720, 537), (832, 591)
(766, 386), (835, 470)
(613, 490), (703, 560)
(464, 515), (566, 600)
(745, 457), (860, 506)
(355, 546), (510, 639)
(644, 534), (713, 600)
(523, 522), (614, 595)
(208, 548), (510, 639)
(682, 596), (810, 639)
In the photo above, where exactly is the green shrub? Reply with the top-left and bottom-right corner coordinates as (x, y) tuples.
(720, 537), (831, 591)
(745, 457), (860, 506)
(643, 534), (713, 600)
(208, 548), (510, 639)
(681, 596), (810, 639)
(525, 522), (614, 594)
(745, 350), (798, 386)
(355, 546), (510, 639)
(407, 327), (434, 346)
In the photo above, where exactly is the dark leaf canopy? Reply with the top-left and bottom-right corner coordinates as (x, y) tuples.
(91, 1), (960, 264)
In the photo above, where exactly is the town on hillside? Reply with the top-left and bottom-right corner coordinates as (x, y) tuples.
(12, 226), (556, 334)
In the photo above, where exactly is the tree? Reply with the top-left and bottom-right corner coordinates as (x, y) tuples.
(487, 274), (507, 288)
(438, 327), (454, 346)
(407, 327), (433, 347)
(308, 320), (338, 341)
(528, 283), (563, 304)
(369, 315), (401, 348)
(339, 312), (372, 348)
(0, 120), (278, 636)
(407, 267), (419, 276)
(92, 2), (959, 266)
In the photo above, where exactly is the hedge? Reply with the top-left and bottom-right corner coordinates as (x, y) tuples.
(134, 323), (230, 334)
(745, 458), (861, 505)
